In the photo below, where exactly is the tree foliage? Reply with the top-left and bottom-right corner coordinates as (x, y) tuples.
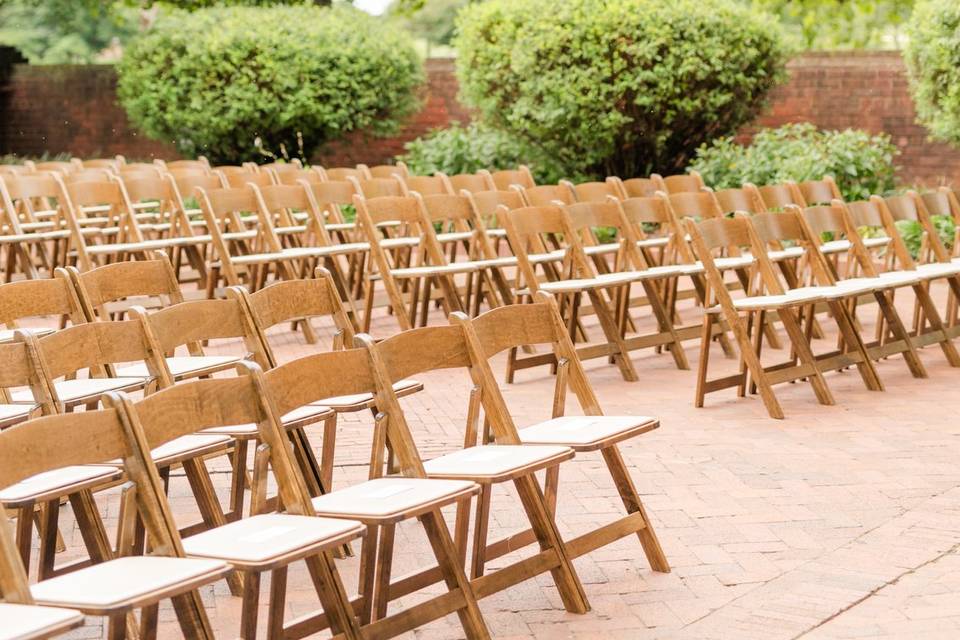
(748, 0), (913, 50)
(118, 4), (423, 163)
(904, 0), (960, 147)
(455, 0), (788, 179)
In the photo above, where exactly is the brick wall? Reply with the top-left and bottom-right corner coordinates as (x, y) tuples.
(2, 53), (959, 185)
(747, 52), (960, 186)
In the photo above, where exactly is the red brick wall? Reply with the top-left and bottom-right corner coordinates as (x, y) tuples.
(746, 52), (960, 186)
(2, 53), (960, 185)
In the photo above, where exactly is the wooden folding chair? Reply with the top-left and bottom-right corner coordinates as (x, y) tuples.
(363, 162), (409, 180)
(353, 194), (470, 332)
(364, 324), (592, 618)
(315, 166), (367, 182)
(157, 157), (211, 173)
(0, 409), (230, 639)
(399, 173), (454, 196)
(0, 174), (81, 273)
(231, 273), (424, 498)
(498, 204), (640, 381)
(450, 295), (670, 574)
(109, 375), (365, 640)
(258, 346), (491, 637)
(564, 178), (623, 203)
(66, 253), (185, 323)
(347, 176), (406, 199)
(686, 215), (837, 419)
(0, 271), (84, 345)
(516, 183), (575, 207)
(794, 175), (843, 206)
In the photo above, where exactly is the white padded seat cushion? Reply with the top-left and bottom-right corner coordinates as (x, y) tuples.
(0, 465), (121, 503)
(117, 355), (240, 379)
(518, 415), (658, 449)
(11, 377), (147, 404)
(31, 556), (227, 611)
(0, 403), (32, 423)
(423, 444), (573, 480)
(320, 379), (421, 410)
(182, 513), (363, 566)
(202, 404), (332, 437)
(149, 434), (232, 466)
(0, 603), (83, 640)
(311, 477), (476, 522)
(916, 262), (960, 278)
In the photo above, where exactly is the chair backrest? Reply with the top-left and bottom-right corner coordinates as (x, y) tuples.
(712, 186), (766, 215)
(162, 159), (211, 173)
(61, 178), (144, 250)
(23, 317), (167, 389)
(467, 189), (526, 224)
(195, 185), (259, 241)
(254, 182), (314, 233)
(920, 188), (959, 219)
(567, 179), (621, 203)
(364, 163), (409, 179)
(663, 191), (724, 220)
(317, 166), (366, 182)
(262, 344), (428, 478)
(275, 168), (322, 186)
(403, 174), (453, 196)
(612, 176), (662, 199)
(499, 204), (590, 288)
(33, 161), (76, 175)
(793, 202), (885, 275)
(301, 180), (358, 226)
(354, 194), (449, 274)
(218, 169), (275, 189)
(518, 184), (574, 207)
(167, 169), (226, 206)
(63, 169), (115, 184)
(134, 296), (264, 368)
(232, 271), (354, 367)
(67, 255), (184, 323)
(0, 340), (53, 413)
(655, 172), (704, 194)
(482, 166), (536, 191)
(755, 183), (802, 210)
(796, 176), (842, 205)
(445, 172), (494, 194)
(348, 176), (406, 199)
(0, 271), (84, 331)
(115, 369), (316, 518)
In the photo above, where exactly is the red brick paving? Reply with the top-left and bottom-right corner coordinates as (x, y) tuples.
(21, 286), (960, 639)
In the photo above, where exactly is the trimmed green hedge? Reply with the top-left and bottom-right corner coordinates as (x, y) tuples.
(118, 5), (423, 163)
(455, 0), (787, 179)
(904, 0), (960, 147)
(690, 123), (899, 202)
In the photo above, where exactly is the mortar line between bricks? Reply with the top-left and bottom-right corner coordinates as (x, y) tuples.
(791, 538), (960, 639)
(667, 482), (960, 638)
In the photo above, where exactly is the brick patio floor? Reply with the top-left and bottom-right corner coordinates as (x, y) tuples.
(29, 286), (960, 639)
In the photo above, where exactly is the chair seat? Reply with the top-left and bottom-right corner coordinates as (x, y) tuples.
(469, 256), (518, 269)
(311, 477), (478, 524)
(182, 513), (364, 570)
(0, 603), (84, 640)
(11, 377), (148, 406)
(380, 237), (421, 250)
(437, 230), (474, 243)
(916, 262), (960, 278)
(767, 246), (805, 262)
(151, 434), (232, 467)
(31, 556), (228, 615)
(583, 243), (620, 256)
(202, 404), (333, 437)
(863, 236), (891, 248)
(486, 228), (508, 238)
(820, 239), (852, 254)
(423, 444), (574, 483)
(868, 271), (925, 287)
(0, 403), (34, 427)
(518, 415), (659, 451)
(539, 276), (623, 294)
(529, 250), (565, 265)
(723, 289), (825, 312)
(0, 326), (54, 344)
(320, 379), (423, 412)
(117, 355), (240, 380)
(0, 465), (122, 506)
(279, 244), (368, 259)
(391, 262), (480, 279)
(636, 236), (670, 249)
(710, 255), (755, 270)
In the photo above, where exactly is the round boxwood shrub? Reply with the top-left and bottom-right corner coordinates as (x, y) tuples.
(398, 122), (573, 185)
(454, 0), (788, 179)
(118, 5), (423, 163)
(690, 123), (899, 202)
(904, 0), (960, 146)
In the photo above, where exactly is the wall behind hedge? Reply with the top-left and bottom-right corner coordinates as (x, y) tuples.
(1, 53), (958, 185)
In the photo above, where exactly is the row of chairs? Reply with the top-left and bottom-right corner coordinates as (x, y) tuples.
(1, 268), (667, 639)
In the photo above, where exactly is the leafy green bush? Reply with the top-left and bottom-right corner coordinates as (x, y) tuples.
(118, 5), (423, 163)
(896, 214), (955, 259)
(398, 122), (573, 184)
(454, 0), (787, 179)
(690, 123), (899, 201)
(904, 0), (960, 147)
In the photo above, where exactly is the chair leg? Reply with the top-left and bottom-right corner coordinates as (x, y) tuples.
(874, 290), (927, 378)
(602, 445), (670, 572)
(267, 567), (287, 640)
(695, 314), (712, 408)
(470, 485), (492, 580)
(358, 525), (379, 624)
(240, 570), (262, 640)
(512, 474), (590, 614)
(302, 552), (363, 639)
(913, 282), (960, 366)
(171, 590), (217, 640)
(140, 604), (159, 640)
(417, 510), (491, 639)
(373, 524), (396, 622)
(780, 309), (835, 406)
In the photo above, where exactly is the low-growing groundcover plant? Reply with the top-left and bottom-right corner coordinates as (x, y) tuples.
(454, 0), (788, 179)
(118, 5), (423, 163)
(904, 0), (960, 147)
(398, 122), (573, 185)
(690, 123), (899, 202)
